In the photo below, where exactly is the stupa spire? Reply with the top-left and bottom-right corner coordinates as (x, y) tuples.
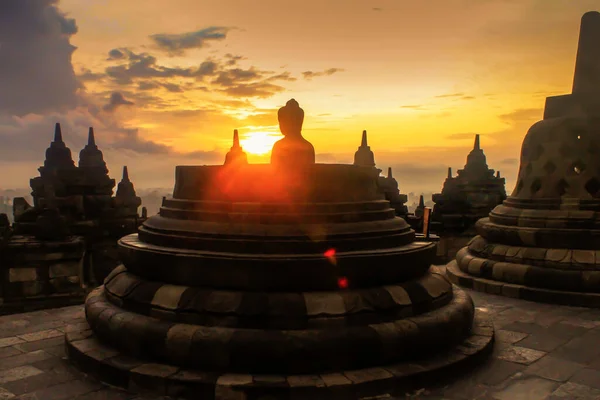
(448, 167), (452, 179)
(353, 130), (376, 167)
(474, 134), (480, 150)
(54, 123), (63, 143)
(418, 194), (425, 208)
(224, 129), (248, 166)
(78, 126), (108, 172)
(88, 127), (96, 146)
(387, 167), (392, 179)
(122, 166), (129, 181)
(572, 11), (600, 94)
(232, 129), (240, 148)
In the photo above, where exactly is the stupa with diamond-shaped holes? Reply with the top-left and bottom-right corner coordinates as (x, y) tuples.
(446, 11), (600, 307)
(65, 99), (493, 399)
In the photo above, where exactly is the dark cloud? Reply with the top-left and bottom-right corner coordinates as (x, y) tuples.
(224, 54), (245, 66)
(212, 68), (295, 98)
(104, 50), (222, 85)
(103, 92), (134, 112)
(213, 68), (265, 86)
(498, 108), (542, 124)
(150, 27), (230, 56)
(110, 127), (170, 154)
(302, 68), (345, 80)
(138, 81), (160, 91)
(77, 68), (105, 82)
(107, 48), (125, 60)
(372, 7), (383, 11)
(221, 82), (286, 98)
(161, 82), (183, 93)
(0, 0), (80, 115)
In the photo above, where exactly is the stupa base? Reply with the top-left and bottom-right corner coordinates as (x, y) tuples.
(65, 310), (493, 399)
(447, 261), (600, 308)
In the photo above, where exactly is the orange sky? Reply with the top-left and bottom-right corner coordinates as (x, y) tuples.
(2, 0), (598, 194)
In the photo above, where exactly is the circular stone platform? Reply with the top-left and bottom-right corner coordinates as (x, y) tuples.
(447, 259), (600, 308)
(65, 306), (493, 399)
(66, 159), (494, 398)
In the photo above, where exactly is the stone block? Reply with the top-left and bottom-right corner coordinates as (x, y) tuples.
(49, 262), (80, 278)
(572, 250), (596, 266)
(8, 268), (38, 283)
(21, 281), (45, 297)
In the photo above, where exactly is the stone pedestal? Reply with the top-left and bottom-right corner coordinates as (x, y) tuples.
(66, 163), (493, 398)
(0, 235), (86, 314)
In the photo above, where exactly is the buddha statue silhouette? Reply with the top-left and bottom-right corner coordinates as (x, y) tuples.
(270, 99), (316, 168)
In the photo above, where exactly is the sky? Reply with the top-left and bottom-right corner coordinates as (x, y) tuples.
(0, 0), (597, 194)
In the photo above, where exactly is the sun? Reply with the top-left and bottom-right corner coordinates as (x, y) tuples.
(239, 131), (282, 155)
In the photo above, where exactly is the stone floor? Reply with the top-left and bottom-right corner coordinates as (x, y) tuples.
(2, 286), (600, 399)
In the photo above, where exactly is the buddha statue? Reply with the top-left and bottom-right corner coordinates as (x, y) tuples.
(270, 99), (315, 168)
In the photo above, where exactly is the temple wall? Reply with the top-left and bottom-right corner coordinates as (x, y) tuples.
(433, 228), (477, 265)
(0, 236), (87, 314)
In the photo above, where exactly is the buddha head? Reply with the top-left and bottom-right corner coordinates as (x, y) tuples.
(278, 99), (304, 137)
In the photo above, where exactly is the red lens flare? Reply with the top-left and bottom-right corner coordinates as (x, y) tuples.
(324, 248), (336, 258)
(337, 276), (349, 289)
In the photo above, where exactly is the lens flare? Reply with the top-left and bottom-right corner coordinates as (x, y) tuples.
(337, 276), (349, 289)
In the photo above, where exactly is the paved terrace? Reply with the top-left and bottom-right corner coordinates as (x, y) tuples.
(1, 271), (600, 399)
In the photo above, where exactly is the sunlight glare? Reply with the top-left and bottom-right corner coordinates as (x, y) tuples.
(240, 131), (282, 155)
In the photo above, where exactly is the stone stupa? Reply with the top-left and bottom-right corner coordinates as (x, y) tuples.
(66, 99), (493, 399)
(447, 11), (600, 307)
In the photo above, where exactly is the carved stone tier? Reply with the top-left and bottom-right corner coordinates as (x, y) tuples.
(67, 163), (491, 397)
(447, 11), (600, 307)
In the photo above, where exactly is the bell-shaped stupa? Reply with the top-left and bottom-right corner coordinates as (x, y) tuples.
(43, 123), (76, 170)
(432, 135), (506, 232)
(353, 130), (376, 167)
(66, 99), (492, 399)
(447, 11), (600, 307)
(223, 129), (248, 166)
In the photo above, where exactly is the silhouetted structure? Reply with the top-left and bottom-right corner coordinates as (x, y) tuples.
(447, 11), (600, 307)
(378, 167), (409, 217)
(270, 98), (316, 168)
(1, 124), (144, 313)
(66, 99), (493, 399)
(353, 130), (409, 218)
(432, 135), (506, 230)
(432, 135), (506, 262)
(223, 129), (248, 166)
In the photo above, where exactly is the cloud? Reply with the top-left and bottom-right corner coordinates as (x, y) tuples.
(103, 92), (134, 112)
(77, 68), (105, 82)
(0, 0), (80, 116)
(302, 68), (345, 80)
(105, 50), (199, 84)
(445, 132), (479, 140)
(150, 27), (230, 56)
(498, 108), (542, 124)
(221, 82), (286, 98)
(400, 104), (428, 110)
(434, 93), (476, 101)
(372, 7), (383, 11)
(107, 48), (125, 60)
(224, 53), (245, 66)
(500, 158), (519, 165)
